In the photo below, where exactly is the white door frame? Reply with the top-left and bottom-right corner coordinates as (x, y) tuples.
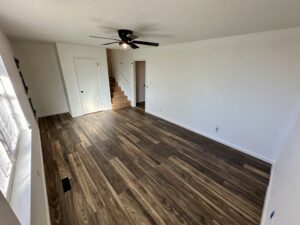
(73, 57), (104, 115)
(133, 60), (147, 110)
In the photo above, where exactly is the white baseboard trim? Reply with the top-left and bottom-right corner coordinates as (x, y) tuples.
(146, 110), (274, 165)
(70, 105), (112, 118)
(37, 110), (69, 118)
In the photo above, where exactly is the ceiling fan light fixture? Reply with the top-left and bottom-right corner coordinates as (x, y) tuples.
(91, 29), (159, 49)
(120, 42), (128, 49)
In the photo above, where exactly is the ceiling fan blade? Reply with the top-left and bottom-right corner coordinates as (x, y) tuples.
(132, 40), (159, 47)
(127, 33), (138, 40)
(102, 41), (120, 45)
(89, 35), (120, 41)
(128, 42), (139, 49)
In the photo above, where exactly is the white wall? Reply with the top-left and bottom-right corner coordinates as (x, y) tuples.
(129, 27), (300, 163)
(261, 108), (300, 225)
(56, 43), (111, 117)
(107, 49), (134, 106)
(0, 30), (50, 225)
(12, 41), (69, 117)
(9, 131), (31, 225)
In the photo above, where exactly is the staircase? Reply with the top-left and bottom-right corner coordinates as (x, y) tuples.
(109, 77), (131, 110)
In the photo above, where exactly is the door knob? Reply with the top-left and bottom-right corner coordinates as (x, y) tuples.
(81, 91), (84, 93)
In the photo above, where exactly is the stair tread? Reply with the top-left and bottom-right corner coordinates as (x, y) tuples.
(111, 89), (123, 93)
(112, 98), (128, 103)
(111, 92), (124, 97)
(110, 87), (122, 92)
(112, 95), (127, 99)
(112, 100), (130, 105)
(112, 98), (130, 103)
(112, 93), (126, 98)
(112, 101), (131, 110)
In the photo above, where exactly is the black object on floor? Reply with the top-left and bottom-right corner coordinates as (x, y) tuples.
(61, 177), (71, 193)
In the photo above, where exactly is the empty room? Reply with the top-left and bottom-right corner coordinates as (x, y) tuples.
(0, 1), (300, 225)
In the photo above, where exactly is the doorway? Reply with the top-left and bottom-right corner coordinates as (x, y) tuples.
(135, 61), (146, 111)
(74, 57), (103, 114)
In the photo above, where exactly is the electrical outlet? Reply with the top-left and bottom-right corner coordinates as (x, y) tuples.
(270, 210), (275, 219)
(215, 127), (219, 132)
(159, 107), (162, 112)
(269, 210), (275, 225)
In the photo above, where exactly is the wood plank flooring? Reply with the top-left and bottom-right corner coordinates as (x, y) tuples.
(39, 108), (271, 225)
(136, 101), (145, 111)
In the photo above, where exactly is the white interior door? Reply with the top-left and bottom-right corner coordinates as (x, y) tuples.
(74, 58), (103, 114)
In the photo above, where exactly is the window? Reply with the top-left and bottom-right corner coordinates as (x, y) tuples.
(0, 56), (27, 198)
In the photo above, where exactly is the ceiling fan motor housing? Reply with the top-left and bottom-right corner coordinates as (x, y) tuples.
(118, 29), (134, 42)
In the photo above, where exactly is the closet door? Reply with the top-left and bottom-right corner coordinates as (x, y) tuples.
(74, 58), (103, 114)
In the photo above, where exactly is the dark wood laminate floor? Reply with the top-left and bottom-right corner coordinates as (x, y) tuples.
(136, 101), (145, 111)
(39, 108), (271, 225)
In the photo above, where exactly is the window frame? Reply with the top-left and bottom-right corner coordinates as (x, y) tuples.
(0, 55), (28, 199)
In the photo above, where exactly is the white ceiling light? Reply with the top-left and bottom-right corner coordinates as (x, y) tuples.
(120, 42), (128, 49)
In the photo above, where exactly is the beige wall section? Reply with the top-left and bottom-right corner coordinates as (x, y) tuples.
(0, 30), (51, 225)
(12, 41), (69, 117)
(56, 43), (112, 117)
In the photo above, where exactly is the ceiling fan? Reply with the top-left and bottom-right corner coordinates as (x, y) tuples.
(89, 29), (159, 49)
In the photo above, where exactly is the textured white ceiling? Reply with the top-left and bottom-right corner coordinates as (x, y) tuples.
(0, 0), (300, 48)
